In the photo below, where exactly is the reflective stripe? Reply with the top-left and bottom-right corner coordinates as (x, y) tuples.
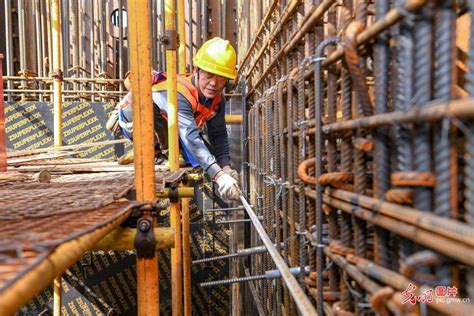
(152, 75), (221, 128)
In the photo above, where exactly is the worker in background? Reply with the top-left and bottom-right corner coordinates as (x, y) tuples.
(111, 37), (241, 202)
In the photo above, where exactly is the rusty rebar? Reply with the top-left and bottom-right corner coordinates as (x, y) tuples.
(347, 254), (474, 315)
(340, 65), (354, 311)
(343, 19), (369, 260)
(315, 37), (340, 316)
(297, 49), (307, 285)
(322, 194), (474, 265)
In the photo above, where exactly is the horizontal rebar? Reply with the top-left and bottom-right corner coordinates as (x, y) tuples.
(193, 242), (286, 264)
(206, 205), (252, 212)
(238, 191), (317, 316)
(216, 217), (264, 225)
(193, 245), (268, 264)
(200, 266), (310, 288)
(322, 97), (474, 133)
(322, 0), (429, 67)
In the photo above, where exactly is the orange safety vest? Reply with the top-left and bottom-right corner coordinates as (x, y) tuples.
(152, 75), (222, 128)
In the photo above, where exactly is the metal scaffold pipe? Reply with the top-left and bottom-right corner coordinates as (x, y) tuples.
(182, 198), (192, 316)
(51, 0), (63, 146)
(164, 1), (183, 315)
(53, 277), (61, 316)
(128, 1), (159, 315)
(238, 190), (317, 316)
(177, 0), (187, 73)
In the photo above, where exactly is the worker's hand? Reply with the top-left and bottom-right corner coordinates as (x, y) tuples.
(215, 173), (241, 202)
(222, 165), (239, 182)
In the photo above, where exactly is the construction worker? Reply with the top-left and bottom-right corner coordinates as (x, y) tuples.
(114, 37), (240, 202)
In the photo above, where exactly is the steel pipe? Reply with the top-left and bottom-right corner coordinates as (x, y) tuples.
(128, 1), (160, 315)
(92, 227), (175, 250)
(53, 276), (61, 316)
(238, 192), (317, 315)
(156, 187), (195, 199)
(51, 0), (63, 146)
(177, 0), (186, 73)
(182, 197), (191, 316)
(164, 1), (182, 315)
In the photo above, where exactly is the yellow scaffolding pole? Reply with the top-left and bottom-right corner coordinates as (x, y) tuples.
(53, 277), (61, 316)
(165, 1), (183, 315)
(51, 0), (63, 146)
(182, 197), (191, 316)
(177, 0), (187, 74)
(51, 2), (63, 314)
(92, 228), (175, 251)
(0, 206), (133, 315)
(128, 1), (159, 315)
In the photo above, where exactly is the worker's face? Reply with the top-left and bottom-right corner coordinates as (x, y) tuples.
(197, 69), (228, 99)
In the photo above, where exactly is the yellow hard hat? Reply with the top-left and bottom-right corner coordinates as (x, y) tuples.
(193, 37), (237, 80)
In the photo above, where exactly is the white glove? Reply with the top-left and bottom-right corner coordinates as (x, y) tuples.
(222, 165), (239, 182)
(215, 173), (241, 202)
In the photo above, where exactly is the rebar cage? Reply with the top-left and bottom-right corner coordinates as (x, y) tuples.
(239, 0), (474, 314)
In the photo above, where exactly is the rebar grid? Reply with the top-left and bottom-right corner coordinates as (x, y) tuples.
(241, 0), (474, 314)
(0, 178), (134, 220)
(3, 0), (236, 102)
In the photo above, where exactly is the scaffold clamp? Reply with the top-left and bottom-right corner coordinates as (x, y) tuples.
(134, 215), (156, 258)
(160, 30), (178, 50)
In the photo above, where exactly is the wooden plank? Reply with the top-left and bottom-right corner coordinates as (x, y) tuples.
(6, 139), (130, 158)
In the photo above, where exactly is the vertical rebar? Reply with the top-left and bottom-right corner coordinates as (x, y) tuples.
(412, 4), (434, 212)
(4, 0), (14, 101)
(433, 0), (455, 286)
(157, 0), (164, 70)
(395, 6), (415, 265)
(339, 66), (353, 312)
(188, 0), (193, 68)
(255, 100), (263, 299)
(325, 5), (339, 295)
(196, 0), (202, 48)
(203, 0), (208, 42)
(36, 0), (44, 101)
(90, 0), (96, 101)
(81, 0), (87, 93)
(465, 0), (474, 301)
(71, 0), (80, 92)
(373, 0), (391, 268)
(18, 0), (27, 99)
(273, 60), (283, 316)
(277, 78), (289, 316)
(118, 0), (124, 80)
(297, 48), (306, 285)
(287, 76), (296, 263)
(315, 37), (340, 316)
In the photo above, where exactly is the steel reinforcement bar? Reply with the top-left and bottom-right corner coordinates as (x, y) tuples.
(241, 0), (474, 314)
